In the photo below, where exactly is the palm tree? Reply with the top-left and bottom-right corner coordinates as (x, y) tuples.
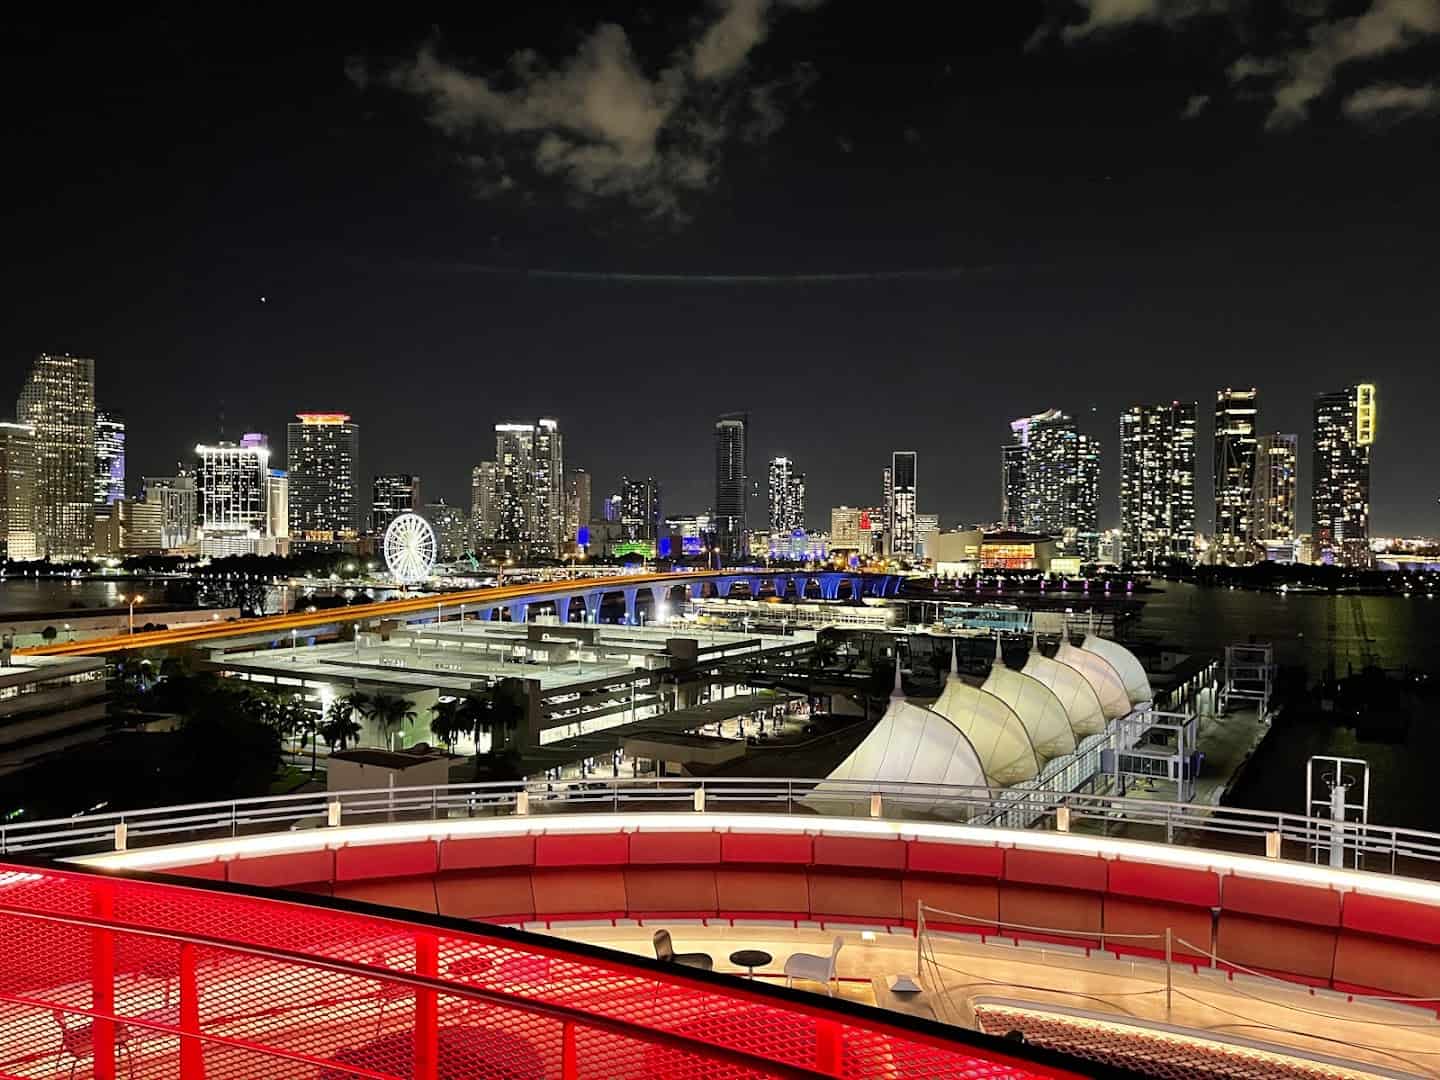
(365, 693), (416, 751)
(428, 698), (466, 753)
(318, 711), (362, 753)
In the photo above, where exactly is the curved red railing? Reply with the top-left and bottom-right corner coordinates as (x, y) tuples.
(0, 860), (1091, 1079)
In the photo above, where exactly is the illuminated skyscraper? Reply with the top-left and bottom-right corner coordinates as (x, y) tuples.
(1313, 384), (1376, 567)
(888, 451), (918, 558)
(1214, 388), (1259, 556)
(714, 413), (748, 559)
(16, 353), (96, 559)
(141, 473), (197, 550)
(767, 457), (806, 534)
(287, 413), (359, 540)
(471, 462), (498, 545)
(1012, 409), (1100, 560)
(196, 437), (270, 552)
(491, 419), (562, 556)
(93, 409), (125, 508)
(423, 499), (468, 561)
(564, 467), (591, 549)
(1001, 431), (1027, 530)
(372, 474), (421, 534)
(621, 476), (662, 541)
(1119, 402), (1196, 566)
(0, 422), (39, 560)
(1251, 434), (1298, 546)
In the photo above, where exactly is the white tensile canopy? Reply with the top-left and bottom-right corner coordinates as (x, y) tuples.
(1081, 634), (1153, 706)
(931, 664), (1041, 786)
(805, 664), (989, 816)
(1055, 641), (1131, 721)
(1021, 650), (1107, 737)
(982, 661), (1077, 760)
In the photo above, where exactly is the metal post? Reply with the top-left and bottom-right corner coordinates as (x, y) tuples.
(515, 789), (529, 816)
(91, 881), (117, 1080)
(693, 786), (705, 813)
(1330, 781), (1349, 869)
(327, 800), (342, 827)
(113, 822), (127, 852)
(179, 942), (206, 1079)
(561, 1020), (578, 1080)
(1164, 927), (1173, 1017)
(414, 932), (439, 1080)
(916, 900), (925, 977)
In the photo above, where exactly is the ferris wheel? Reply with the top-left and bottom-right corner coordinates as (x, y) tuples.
(383, 512), (437, 585)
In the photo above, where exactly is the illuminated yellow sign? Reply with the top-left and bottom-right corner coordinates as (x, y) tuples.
(1355, 383), (1376, 446)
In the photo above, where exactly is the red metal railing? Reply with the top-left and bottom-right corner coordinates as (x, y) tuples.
(0, 862), (1088, 1079)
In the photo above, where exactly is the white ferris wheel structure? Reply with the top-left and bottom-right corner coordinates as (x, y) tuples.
(382, 512), (437, 585)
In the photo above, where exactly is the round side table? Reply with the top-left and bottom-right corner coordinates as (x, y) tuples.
(728, 949), (772, 980)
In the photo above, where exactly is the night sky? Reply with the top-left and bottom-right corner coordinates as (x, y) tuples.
(4, 4), (1438, 534)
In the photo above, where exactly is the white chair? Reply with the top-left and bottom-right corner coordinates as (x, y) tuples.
(784, 937), (843, 996)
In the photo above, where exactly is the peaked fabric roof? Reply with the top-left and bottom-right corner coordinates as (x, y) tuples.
(1055, 641), (1131, 721)
(808, 692), (989, 815)
(1080, 634), (1152, 706)
(931, 660), (1040, 786)
(982, 662), (1077, 760)
(1021, 650), (1107, 737)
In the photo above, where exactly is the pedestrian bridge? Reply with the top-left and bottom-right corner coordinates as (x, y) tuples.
(20, 570), (908, 657)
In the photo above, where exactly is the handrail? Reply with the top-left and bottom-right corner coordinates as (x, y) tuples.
(6, 775), (1440, 881)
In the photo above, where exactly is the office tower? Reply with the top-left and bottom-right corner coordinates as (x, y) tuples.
(15, 353), (96, 559)
(424, 499), (468, 560)
(93, 409), (125, 508)
(196, 437), (270, 551)
(141, 474), (197, 550)
(286, 413), (359, 541)
(714, 412), (748, 559)
(1012, 409), (1100, 560)
(888, 451), (918, 557)
(1252, 434), (1298, 546)
(372, 474), (422, 534)
(470, 462), (498, 546)
(264, 470), (289, 540)
(1313, 384), (1377, 567)
(565, 467), (591, 548)
(493, 419), (564, 556)
(881, 466), (893, 546)
(621, 476), (662, 541)
(1119, 402), (1197, 566)
(768, 457), (806, 534)
(1001, 432), (1027, 529)
(1214, 388), (1259, 556)
(0, 422), (39, 560)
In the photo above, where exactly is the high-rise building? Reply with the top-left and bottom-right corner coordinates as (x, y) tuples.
(1011, 409), (1100, 560)
(470, 462), (498, 546)
(1001, 433), (1027, 530)
(714, 413), (748, 559)
(565, 467), (591, 549)
(287, 413), (359, 541)
(888, 451), (918, 558)
(196, 438), (270, 551)
(140, 474), (197, 550)
(93, 409), (125, 508)
(0, 422), (39, 560)
(1252, 434), (1298, 547)
(16, 353), (96, 559)
(767, 457), (806, 534)
(266, 470), (289, 541)
(621, 476), (662, 541)
(424, 499), (469, 561)
(493, 420), (564, 556)
(1214, 388), (1259, 555)
(1313, 384), (1377, 567)
(372, 474), (421, 534)
(1119, 401), (1197, 566)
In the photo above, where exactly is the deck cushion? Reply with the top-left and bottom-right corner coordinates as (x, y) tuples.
(1216, 914), (1337, 982)
(1342, 893), (1440, 947)
(901, 879), (999, 933)
(1107, 861), (1219, 909)
(1102, 897), (1211, 960)
(439, 835), (536, 872)
(628, 831), (722, 865)
(1333, 934), (1440, 999)
(906, 841), (1004, 879)
(435, 871), (535, 921)
(227, 849), (335, 888)
(1003, 849), (1107, 893)
(808, 872), (902, 923)
(332, 876), (438, 915)
(531, 869), (627, 920)
(715, 869), (810, 918)
(811, 835), (905, 871)
(1220, 876), (1340, 928)
(334, 841), (437, 882)
(624, 868), (719, 917)
(720, 833), (812, 864)
(999, 884), (1103, 945)
(534, 832), (628, 868)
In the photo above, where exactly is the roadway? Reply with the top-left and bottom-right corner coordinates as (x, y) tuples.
(17, 571), (716, 658)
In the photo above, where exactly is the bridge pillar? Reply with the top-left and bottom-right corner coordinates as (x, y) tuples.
(650, 585), (669, 621)
(820, 574), (840, 600)
(584, 591), (603, 624)
(552, 595), (572, 623)
(507, 601), (529, 624)
(718, 577), (735, 598)
(689, 581), (707, 601)
(747, 576), (762, 598)
(850, 576), (864, 600)
(623, 588), (639, 625)
(773, 575), (787, 599)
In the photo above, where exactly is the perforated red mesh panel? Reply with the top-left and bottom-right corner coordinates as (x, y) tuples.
(0, 861), (1079, 1078)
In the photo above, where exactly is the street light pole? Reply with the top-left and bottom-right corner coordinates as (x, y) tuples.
(127, 594), (145, 636)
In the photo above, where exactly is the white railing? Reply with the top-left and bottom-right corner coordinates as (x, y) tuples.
(6, 777), (1440, 880)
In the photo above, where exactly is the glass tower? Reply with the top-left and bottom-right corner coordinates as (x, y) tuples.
(16, 353), (96, 559)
